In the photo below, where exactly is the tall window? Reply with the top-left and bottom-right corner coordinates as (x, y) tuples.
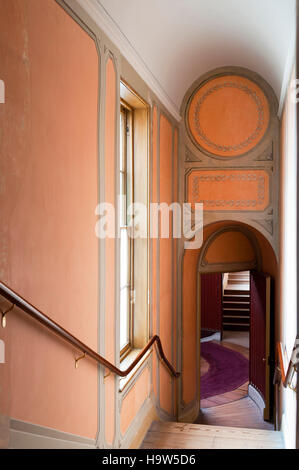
(119, 81), (148, 364)
(119, 104), (133, 357)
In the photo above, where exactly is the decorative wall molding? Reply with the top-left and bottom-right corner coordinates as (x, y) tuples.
(74, 0), (181, 122)
(185, 147), (202, 162)
(253, 217), (274, 235)
(187, 76), (270, 157)
(186, 168), (270, 212)
(180, 66), (279, 259)
(254, 143), (273, 162)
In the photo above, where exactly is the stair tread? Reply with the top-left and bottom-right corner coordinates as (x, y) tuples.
(149, 421), (281, 437)
(222, 301), (250, 304)
(223, 308), (250, 311)
(142, 422), (283, 449)
(224, 290), (250, 294)
(223, 294), (250, 297)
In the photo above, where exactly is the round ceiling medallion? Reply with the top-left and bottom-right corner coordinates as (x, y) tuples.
(187, 75), (270, 157)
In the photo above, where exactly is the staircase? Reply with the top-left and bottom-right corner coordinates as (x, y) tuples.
(141, 421), (284, 449)
(222, 271), (250, 331)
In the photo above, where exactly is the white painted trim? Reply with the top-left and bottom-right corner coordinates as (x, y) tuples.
(278, 30), (295, 118)
(9, 419), (96, 449)
(75, 0), (181, 122)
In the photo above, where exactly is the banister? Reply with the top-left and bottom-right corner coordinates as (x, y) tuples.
(0, 282), (180, 378)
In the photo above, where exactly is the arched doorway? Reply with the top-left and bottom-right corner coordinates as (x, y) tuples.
(179, 221), (277, 428)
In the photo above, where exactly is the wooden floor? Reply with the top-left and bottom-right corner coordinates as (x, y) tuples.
(141, 421), (283, 449)
(142, 331), (279, 449)
(200, 340), (249, 408)
(196, 396), (274, 430)
(199, 335), (274, 431)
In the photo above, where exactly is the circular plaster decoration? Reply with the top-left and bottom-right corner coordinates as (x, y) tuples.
(187, 75), (270, 157)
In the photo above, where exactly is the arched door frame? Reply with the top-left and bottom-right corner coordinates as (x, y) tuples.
(195, 225), (263, 414)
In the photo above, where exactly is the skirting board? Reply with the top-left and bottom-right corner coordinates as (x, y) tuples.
(120, 397), (158, 449)
(9, 419), (96, 449)
(9, 400), (157, 449)
(248, 384), (265, 418)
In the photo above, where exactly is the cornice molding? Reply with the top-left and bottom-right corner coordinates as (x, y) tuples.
(76, 0), (181, 122)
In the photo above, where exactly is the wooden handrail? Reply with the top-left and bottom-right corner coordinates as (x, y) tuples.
(0, 282), (180, 378)
(276, 341), (297, 388)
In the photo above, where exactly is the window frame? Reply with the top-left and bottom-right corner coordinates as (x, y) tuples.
(119, 101), (134, 360)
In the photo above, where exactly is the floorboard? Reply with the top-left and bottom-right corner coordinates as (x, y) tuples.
(196, 397), (274, 430)
(141, 421), (283, 449)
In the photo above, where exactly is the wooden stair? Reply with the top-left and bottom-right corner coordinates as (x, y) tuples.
(222, 271), (250, 331)
(141, 421), (284, 449)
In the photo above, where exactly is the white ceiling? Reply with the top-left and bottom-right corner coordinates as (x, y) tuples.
(95, 0), (295, 119)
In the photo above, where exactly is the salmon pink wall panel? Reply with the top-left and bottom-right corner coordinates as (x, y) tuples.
(205, 231), (255, 264)
(187, 75), (270, 157)
(182, 251), (198, 404)
(120, 368), (149, 436)
(159, 114), (173, 415)
(173, 129), (178, 406)
(187, 169), (270, 212)
(0, 0), (99, 438)
(104, 57), (116, 446)
(151, 106), (158, 401)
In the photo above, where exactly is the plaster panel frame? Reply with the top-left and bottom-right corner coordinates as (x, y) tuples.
(181, 66), (278, 163)
(177, 67), (280, 420)
(180, 66), (280, 259)
(185, 167), (272, 213)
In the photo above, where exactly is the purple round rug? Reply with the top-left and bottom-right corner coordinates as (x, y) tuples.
(200, 342), (249, 399)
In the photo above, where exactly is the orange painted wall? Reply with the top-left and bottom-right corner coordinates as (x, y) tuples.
(152, 106), (158, 402)
(159, 114), (173, 415)
(187, 169), (270, 212)
(104, 58), (116, 446)
(173, 129), (178, 409)
(205, 231), (255, 264)
(159, 114), (173, 413)
(0, 0), (180, 444)
(0, 0), (98, 438)
(151, 110), (177, 417)
(182, 250), (198, 404)
(120, 368), (150, 436)
(188, 75), (270, 157)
